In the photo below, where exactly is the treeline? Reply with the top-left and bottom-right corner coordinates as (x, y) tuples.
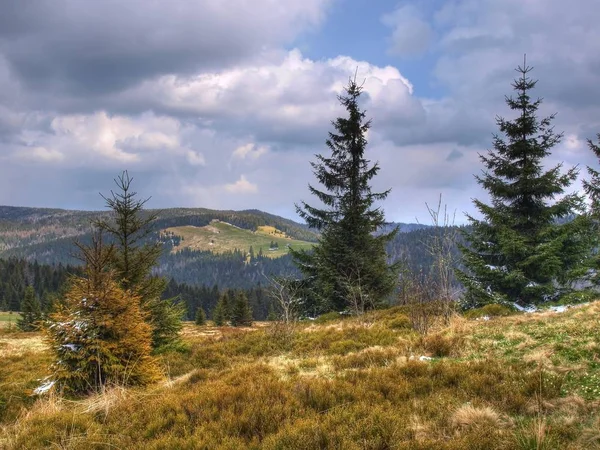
(162, 279), (272, 321)
(156, 247), (300, 289)
(0, 257), (78, 311)
(0, 256), (277, 321)
(0, 223), (467, 313)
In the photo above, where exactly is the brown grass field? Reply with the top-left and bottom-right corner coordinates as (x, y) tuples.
(1, 302), (599, 449)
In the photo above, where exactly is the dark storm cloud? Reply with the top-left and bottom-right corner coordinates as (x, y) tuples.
(0, 0), (329, 97)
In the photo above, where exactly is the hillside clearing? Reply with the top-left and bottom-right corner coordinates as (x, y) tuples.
(0, 313), (20, 328)
(164, 221), (314, 258)
(1, 302), (599, 449)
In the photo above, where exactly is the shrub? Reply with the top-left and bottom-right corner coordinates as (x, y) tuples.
(464, 303), (515, 319)
(450, 404), (507, 431)
(388, 314), (412, 330)
(314, 311), (342, 324)
(422, 334), (456, 357)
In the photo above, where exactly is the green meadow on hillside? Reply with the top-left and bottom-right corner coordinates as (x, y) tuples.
(165, 221), (315, 258)
(0, 312), (20, 328)
(1, 302), (600, 449)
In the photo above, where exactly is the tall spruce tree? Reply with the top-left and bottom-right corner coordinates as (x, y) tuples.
(17, 286), (42, 331)
(458, 62), (588, 308)
(95, 171), (184, 349)
(582, 134), (600, 285)
(292, 77), (398, 313)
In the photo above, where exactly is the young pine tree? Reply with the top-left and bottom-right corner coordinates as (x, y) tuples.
(458, 62), (588, 308)
(292, 77), (398, 313)
(46, 234), (159, 394)
(230, 291), (253, 327)
(212, 293), (231, 326)
(266, 302), (278, 321)
(195, 306), (206, 326)
(95, 171), (184, 349)
(17, 286), (42, 331)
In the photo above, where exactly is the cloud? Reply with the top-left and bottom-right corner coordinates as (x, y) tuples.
(224, 175), (259, 194)
(446, 148), (464, 162)
(382, 4), (433, 57)
(16, 146), (64, 162)
(1, 0), (599, 225)
(232, 143), (269, 161)
(0, 0), (332, 97)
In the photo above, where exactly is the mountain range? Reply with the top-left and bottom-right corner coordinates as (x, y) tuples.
(0, 205), (444, 290)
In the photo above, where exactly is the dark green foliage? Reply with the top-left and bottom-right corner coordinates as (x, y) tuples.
(458, 62), (588, 307)
(195, 306), (206, 326)
(583, 134), (600, 285)
(292, 78), (399, 313)
(463, 303), (516, 319)
(230, 292), (253, 327)
(0, 257), (77, 312)
(17, 286), (42, 331)
(94, 171), (184, 348)
(212, 293), (231, 326)
(266, 302), (277, 321)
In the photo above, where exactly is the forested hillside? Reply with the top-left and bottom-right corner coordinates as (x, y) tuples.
(0, 205), (453, 294)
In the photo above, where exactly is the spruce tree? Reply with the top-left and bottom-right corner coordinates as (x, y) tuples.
(458, 62), (587, 307)
(195, 306), (206, 326)
(17, 286), (42, 331)
(95, 171), (184, 348)
(292, 77), (398, 313)
(46, 233), (158, 394)
(266, 302), (277, 321)
(212, 293), (230, 326)
(582, 134), (600, 284)
(230, 291), (253, 327)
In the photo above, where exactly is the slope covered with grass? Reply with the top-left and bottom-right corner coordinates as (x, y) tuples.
(165, 221), (315, 258)
(1, 302), (599, 449)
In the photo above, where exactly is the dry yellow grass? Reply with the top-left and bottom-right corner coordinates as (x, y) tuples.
(1, 301), (600, 449)
(0, 334), (46, 357)
(450, 404), (509, 431)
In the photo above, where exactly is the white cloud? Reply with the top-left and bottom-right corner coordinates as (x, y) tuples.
(1, 0), (599, 224)
(224, 175), (259, 194)
(232, 143), (268, 160)
(186, 150), (206, 166)
(16, 146), (64, 162)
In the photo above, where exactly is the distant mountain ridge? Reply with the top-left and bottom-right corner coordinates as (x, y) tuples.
(0, 205), (448, 291)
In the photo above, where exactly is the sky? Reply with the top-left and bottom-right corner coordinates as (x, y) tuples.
(0, 0), (599, 224)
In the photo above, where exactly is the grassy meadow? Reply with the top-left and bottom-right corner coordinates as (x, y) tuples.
(165, 221), (315, 259)
(0, 312), (20, 328)
(1, 303), (600, 449)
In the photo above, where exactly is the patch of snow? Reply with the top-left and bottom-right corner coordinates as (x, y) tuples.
(512, 303), (538, 313)
(34, 380), (55, 395)
(485, 265), (507, 272)
(419, 356), (433, 361)
(482, 315), (490, 321)
(62, 344), (80, 351)
(549, 305), (568, 313)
